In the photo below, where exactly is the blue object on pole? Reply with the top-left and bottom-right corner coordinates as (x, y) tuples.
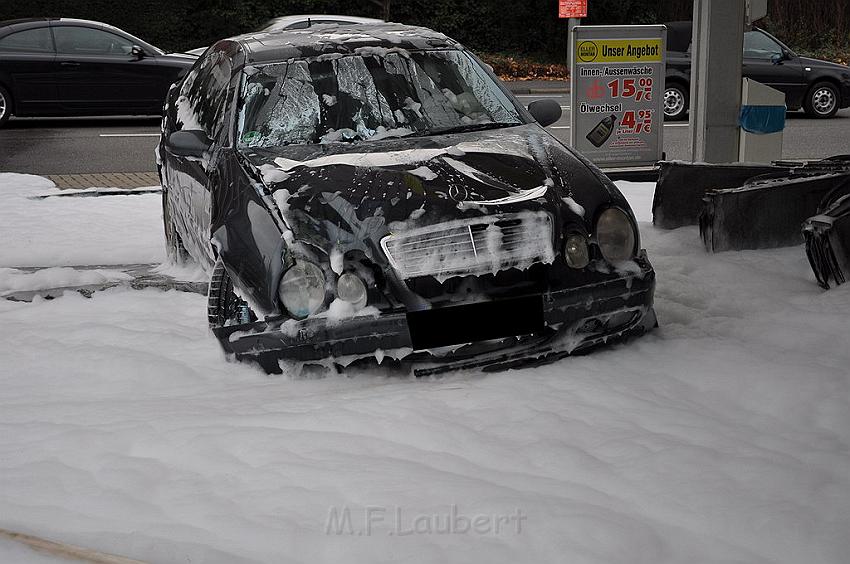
(739, 105), (786, 134)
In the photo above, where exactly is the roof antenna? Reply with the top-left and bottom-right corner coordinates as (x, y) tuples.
(307, 17), (312, 27)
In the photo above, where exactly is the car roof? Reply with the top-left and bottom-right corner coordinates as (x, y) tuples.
(0, 17), (130, 34)
(51, 18), (132, 34)
(234, 22), (460, 64)
(0, 17), (54, 28)
(263, 14), (385, 31)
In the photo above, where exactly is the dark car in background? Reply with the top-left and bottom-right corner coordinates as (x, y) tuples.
(0, 18), (196, 125)
(157, 23), (657, 374)
(664, 21), (850, 120)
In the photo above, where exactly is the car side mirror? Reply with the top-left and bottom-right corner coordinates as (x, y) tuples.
(527, 99), (562, 127)
(131, 45), (145, 60)
(772, 50), (792, 64)
(167, 130), (211, 158)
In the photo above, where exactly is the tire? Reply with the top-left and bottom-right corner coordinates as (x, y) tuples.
(161, 186), (191, 264)
(207, 258), (255, 329)
(804, 81), (839, 118)
(0, 84), (12, 126)
(663, 83), (689, 121)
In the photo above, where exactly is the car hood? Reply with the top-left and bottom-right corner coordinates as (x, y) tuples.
(241, 124), (625, 263)
(797, 56), (850, 74)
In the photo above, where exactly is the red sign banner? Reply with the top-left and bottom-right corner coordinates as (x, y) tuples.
(559, 0), (588, 19)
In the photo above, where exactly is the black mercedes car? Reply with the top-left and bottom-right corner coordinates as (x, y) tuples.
(665, 22), (850, 120)
(0, 18), (195, 125)
(157, 23), (657, 374)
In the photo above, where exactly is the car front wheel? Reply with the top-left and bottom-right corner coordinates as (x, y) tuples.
(207, 258), (256, 329)
(804, 82), (839, 118)
(0, 85), (12, 126)
(663, 84), (689, 121)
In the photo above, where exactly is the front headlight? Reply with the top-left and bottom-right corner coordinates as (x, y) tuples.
(278, 261), (326, 319)
(596, 208), (636, 263)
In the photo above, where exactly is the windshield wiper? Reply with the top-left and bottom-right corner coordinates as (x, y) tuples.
(423, 122), (522, 136)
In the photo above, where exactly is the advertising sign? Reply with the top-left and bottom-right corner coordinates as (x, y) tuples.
(559, 0), (588, 19)
(570, 25), (666, 168)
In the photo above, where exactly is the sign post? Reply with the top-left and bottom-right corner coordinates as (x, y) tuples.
(570, 25), (667, 168)
(558, 0), (587, 66)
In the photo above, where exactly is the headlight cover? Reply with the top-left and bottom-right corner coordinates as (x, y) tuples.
(564, 233), (590, 269)
(596, 208), (636, 263)
(278, 261), (326, 319)
(337, 272), (367, 307)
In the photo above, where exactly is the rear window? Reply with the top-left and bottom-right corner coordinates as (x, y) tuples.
(0, 27), (54, 52)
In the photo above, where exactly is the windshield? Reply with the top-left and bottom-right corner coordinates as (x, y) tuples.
(237, 49), (524, 148)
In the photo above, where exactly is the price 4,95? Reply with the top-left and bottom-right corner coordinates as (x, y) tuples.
(618, 110), (653, 134)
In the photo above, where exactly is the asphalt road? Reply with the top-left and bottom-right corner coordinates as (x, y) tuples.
(1, 116), (162, 175)
(2, 100), (849, 175)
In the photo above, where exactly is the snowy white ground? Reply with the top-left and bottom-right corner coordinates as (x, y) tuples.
(0, 173), (848, 563)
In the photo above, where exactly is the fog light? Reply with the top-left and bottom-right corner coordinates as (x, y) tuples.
(337, 272), (367, 307)
(564, 234), (590, 269)
(278, 261), (326, 319)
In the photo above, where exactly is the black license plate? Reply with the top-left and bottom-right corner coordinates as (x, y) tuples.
(406, 295), (544, 350)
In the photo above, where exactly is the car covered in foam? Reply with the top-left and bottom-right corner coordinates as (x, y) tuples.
(157, 23), (657, 374)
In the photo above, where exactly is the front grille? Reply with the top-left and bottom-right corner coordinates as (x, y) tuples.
(380, 212), (555, 280)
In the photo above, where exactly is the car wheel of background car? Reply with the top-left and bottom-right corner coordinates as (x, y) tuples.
(0, 85), (12, 126)
(207, 258), (256, 329)
(161, 190), (191, 264)
(663, 83), (689, 121)
(804, 82), (839, 118)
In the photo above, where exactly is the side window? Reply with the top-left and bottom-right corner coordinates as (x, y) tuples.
(176, 50), (233, 138)
(744, 31), (783, 60)
(0, 27), (54, 52)
(53, 26), (134, 56)
(284, 21), (310, 30)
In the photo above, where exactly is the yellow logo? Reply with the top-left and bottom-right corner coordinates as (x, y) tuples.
(579, 39), (663, 63)
(577, 41), (599, 62)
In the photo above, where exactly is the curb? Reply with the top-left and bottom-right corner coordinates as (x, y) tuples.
(46, 172), (159, 190)
(506, 87), (570, 95)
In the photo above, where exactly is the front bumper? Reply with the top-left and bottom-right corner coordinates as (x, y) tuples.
(841, 82), (850, 109)
(214, 252), (657, 373)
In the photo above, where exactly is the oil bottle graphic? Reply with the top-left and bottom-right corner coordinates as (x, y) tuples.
(586, 114), (617, 148)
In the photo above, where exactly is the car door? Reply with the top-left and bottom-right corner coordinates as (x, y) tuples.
(742, 30), (804, 106)
(163, 49), (233, 266)
(0, 24), (60, 115)
(51, 23), (163, 114)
